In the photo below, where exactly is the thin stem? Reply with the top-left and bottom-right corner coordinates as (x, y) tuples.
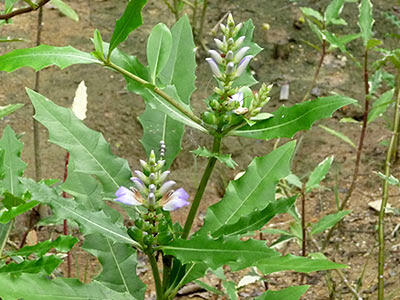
(147, 251), (163, 300)
(62, 152), (72, 277)
(196, 0), (208, 48)
(191, 0), (198, 31)
(378, 72), (400, 300)
(182, 135), (222, 239)
(0, 0), (50, 20)
(324, 49), (370, 248)
(301, 185), (306, 257)
(105, 61), (210, 132)
(302, 38), (326, 102)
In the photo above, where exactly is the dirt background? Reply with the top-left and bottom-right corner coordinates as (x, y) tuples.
(1, 0), (400, 299)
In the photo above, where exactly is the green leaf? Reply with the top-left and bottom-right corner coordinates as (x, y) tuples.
(82, 234), (146, 299)
(159, 15), (196, 105)
(358, 0), (374, 46)
(27, 89), (132, 199)
(22, 179), (139, 248)
(199, 142), (295, 235)
(311, 210), (351, 235)
(324, 0), (345, 25)
(50, 0), (79, 22)
(194, 280), (224, 296)
(0, 45), (98, 72)
(284, 173), (302, 189)
(147, 23), (172, 83)
(138, 107), (184, 169)
(318, 125), (356, 148)
(301, 7), (323, 22)
(211, 196), (296, 238)
(162, 235), (280, 271)
(366, 38), (382, 50)
(92, 29), (105, 60)
(257, 254), (346, 275)
(0, 255), (62, 275)
(8, 235), (78, 257)
(0, 201), (39, 223)
(305, 156), (334, 192)
(0, 126), (26, 197)
(255, 286), (309, 300)
(191, 147), (238, 169)
(0, 273), (138, 300)
(368, 89), (394, 124)
(231, 96), (356, 140)
(0, 104), (24, 118)
(0, 222), (12, 256)
(223, 281), (237, 300)
(108, 0), (147, 57)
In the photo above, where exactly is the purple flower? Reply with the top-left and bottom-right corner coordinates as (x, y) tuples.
(229, 92), (244, 105)
(236, 55), (253, 77)
(208, 50), (223, 64)
(159, 180), (176, 195)
(206, 58), (222, 78)
(115, 186), (143, 206)
(162, 188), (190, 211)
(130, 177), (146, 193)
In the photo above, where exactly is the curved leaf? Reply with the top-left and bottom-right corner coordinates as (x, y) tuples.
(0, 104), (24, 119)
(0, 256), (62, 275)
(50, 0), (79, 22)
(311, 210), (351, 235)
(305, 156), (334, 192)
(0, 273), (138, 300)
(27, 89), (132, 199)
(230, 95), (356, 140)
(199, 142), (295, 236)
(255, 286), (309, 300)
(108, 0), (147, 57)
(0, 45), (98, 73)
(147, 23), (172, 83)
(82, 234), (146, 299)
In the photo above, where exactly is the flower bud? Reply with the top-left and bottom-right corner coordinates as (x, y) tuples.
(143, 234), (154, 246)
(214, 38), (224, 50)
(226, 62), (235, 75)
(209, 99), (221, 110)
(220, 23), (227, 34)
(134, 171), (149, 185)
(139, 159), (149, 171)
(234, 46), (250, 63)
(234, 23), (243, 35)
(234, 36), (245, 49)
(227, 13), (235, 28)
(208, 50), (223, 65)
(130, 177), (147, 194)
(159, 180), (176, 195)
(226, 50), (234, 61)
(206, 58), (222, 78)
(127, 227), (143, 242)
(149, 150), (156, 166)
(155, 160), (165, 171)
(202, 111), (218, 125)
(148, 192), (156, 205)
(236, 55), (253, 77)
(159, 171), (170, 183)
(149, 173), (156, 182)
(134, 218), (145, 229)
(227, 37), (234, 46)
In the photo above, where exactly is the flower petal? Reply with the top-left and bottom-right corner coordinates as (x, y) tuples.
(130, 177), (146, 193)
(114, 186), (142, 206)
(162, 188), (190, 211)
(159, 180), (176, 195)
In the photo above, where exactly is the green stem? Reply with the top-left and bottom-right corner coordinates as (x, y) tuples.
(0, 219), (15, 257)
(196, 0), (208, 47)
(182, 135), (222, 239)
(147, 251), (163, 299)
(105, 61), (210, 133)
(378, 72), (400, 300)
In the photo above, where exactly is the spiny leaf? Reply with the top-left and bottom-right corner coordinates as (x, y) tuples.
(231, 95), (356, 140)
(162, 235), (279, 271)
(257, 254), (346, 275)
(82, 234), (146, 299)
(0, 255), (62, 275)
(305, 156), (334, 192)
(191, 147), (238, 169)
(255, 286), (309, 300)
(108, 0), (147, 57)
(0, 273), (138, 300)
(0, 104), (24, 119)
(199, 142), (295, 235)
(147, 23), (172, 83)
(0, 126), (26, 197)
(27, 89), (132, 199)
(0, 201), (39, 224)
(8, 235), (78, 257)
(0, 45), (98, 73)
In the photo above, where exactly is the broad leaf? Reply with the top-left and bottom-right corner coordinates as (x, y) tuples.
(0, 104), (24, 119)
(22, 179), (139, 248)
(358, 0), (374, 46)
(162, 235), (279, 271)
(27, 89), (132, 199)
(211, 196), (296, 238)
(324, 0), (345, 25)
(311, 210), (351, 235)
(50, 0), (79, 21)
(0, 126), (26, 197)
(199, 142), (295, 235)
(82, 234), (146, 299)
(368, 89), (394, 124)
(257, 254), (346, 275)
(318, 125), (356, 148)
(0, 45), (98, 72)
(108, 0), (147, 57)
(255, 286), (309, 300)
(305, 156), (334, 192)
(230, 95), (356, 140)
(0, 273), (138, 300)
(0, 255), (62, 275)
(147, 23), (172, 83)
(8, 235), (78, 257)
(192, 147), (238, 169)
(138, 108), (184, 169)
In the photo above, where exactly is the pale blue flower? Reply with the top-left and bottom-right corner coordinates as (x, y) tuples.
(115, 186), (143, 206)
(236, 55), (253, 77)
(206, 58), (222, 78)
(162, 188), (190, 211)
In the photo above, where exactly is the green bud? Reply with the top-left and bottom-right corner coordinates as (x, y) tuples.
(227, 13), (235, 29)
(202, 111), (219, 125)
(143, 234), (154, 246)
(127, 227), (143, 242)
(149, 150), (156, 166)
(134, 218), (145, 229)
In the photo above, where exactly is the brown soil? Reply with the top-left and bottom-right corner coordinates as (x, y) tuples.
(1, 0), (400, 299)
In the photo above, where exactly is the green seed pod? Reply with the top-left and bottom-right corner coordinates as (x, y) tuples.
(209, 99), (221, 110)
(143, 234), (154, 246)
(134, 218), (145, 229)
(202, 111), (218, 125)
(127, 227), (143, 242)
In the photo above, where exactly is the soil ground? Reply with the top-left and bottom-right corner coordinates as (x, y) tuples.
(1, 0), (400, 299)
